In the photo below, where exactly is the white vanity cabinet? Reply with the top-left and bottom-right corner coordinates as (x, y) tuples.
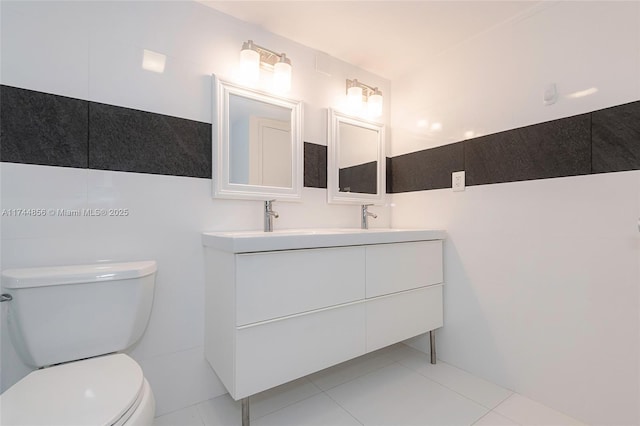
(203, 230), (445, 401)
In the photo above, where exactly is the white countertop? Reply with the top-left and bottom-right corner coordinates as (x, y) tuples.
(202, 228), (447, 253)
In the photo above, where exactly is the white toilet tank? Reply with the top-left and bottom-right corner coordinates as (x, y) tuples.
(2, 261), (157, 368)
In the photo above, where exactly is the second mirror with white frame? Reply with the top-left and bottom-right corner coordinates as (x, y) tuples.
(327, 109), (385, 204)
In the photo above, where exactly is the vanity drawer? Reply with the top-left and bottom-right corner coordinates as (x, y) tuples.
(236, 246), (365, 325)
(234, 301), (366, 399)
(366, 285), (443, 352)
(366, 240), (443, 298)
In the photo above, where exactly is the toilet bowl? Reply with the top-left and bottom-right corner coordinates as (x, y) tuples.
(0, 354), (155, 426)
(0, 261), (158, 426)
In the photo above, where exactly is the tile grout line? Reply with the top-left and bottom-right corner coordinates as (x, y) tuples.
(470, 406), (523, 426)
(322, 388), (365, 426)
(488, 394), (526, 425)
(155, 399), (206, 425)
(306, 351), (399, 392)
(249, 379), (324, 422)
(394, 357), (513, 412)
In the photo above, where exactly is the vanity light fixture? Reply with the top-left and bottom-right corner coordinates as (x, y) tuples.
(240, 40), (292, 92)
(346, 79), (383, 117)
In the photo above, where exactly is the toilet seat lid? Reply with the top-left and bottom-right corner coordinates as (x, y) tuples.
(0, 353), (144, 426)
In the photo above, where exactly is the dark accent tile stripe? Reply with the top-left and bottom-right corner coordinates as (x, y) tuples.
(389, 142), (464, 193)
(339, 161), (377, 194)
(592, 101), (640, 173)
(88, 102), (211, 178)
(303, 142), (327, 188)
(4, 85), (638, 191)
(1, 85), (88, 168)
(385, 157), (392, 193)
(464, 114), (591, 186)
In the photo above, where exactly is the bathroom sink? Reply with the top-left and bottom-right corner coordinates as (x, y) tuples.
(202, 228), (446, 253)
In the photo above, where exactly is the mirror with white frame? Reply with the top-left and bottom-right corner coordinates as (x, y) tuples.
(327, 109), (385, 204)
(212, 75), (303, 200)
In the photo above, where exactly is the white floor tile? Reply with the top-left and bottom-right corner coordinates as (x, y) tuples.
(249, 377), (322, 419)
(308, 351), (395, 391)
(253, 393), (362, 426)
(154, 405), (204, 426)
(372, 343), (420, 362)
(189, 349), (587, 426)
(493, 394), (586, 426)
(396, 347), (512, 409)
(473, 411), (521, 426)
(197, 394), (239, 426)
(326, 363), (489, 426)
(197, 378), (321, 425)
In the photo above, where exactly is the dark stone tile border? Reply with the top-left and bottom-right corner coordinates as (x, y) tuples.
(389, 101), (640, 193)
(2, 85), (638, 191)
(89, 102), (211, 178)
(389, 142), (464, 193)
(1, 85), (89, 168)
(1, 85), (330, 185)
(303, 142), (327, 188)
(1, 85), (211, 178)
(464, 114), (591, 186)
(591, 101), (640, 174)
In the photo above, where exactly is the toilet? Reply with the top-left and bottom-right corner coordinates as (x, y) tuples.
(0, 261), (158, 426)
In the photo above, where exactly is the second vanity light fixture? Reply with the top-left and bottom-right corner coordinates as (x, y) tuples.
(240, 40), (292, 92)
(346, 79), (383, 117)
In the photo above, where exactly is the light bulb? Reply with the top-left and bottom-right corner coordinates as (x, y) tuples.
(240, 41), (260, 84)
(347, 81), (363, 112)
(367, 90), (383, 117)
(273, 54), (292, 92)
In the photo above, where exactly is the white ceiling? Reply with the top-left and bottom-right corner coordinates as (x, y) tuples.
(200, 1), (543, 81)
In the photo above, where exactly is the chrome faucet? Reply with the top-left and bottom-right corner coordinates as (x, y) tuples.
(361, 204), (377, 229)
(264, 200), (279, 232)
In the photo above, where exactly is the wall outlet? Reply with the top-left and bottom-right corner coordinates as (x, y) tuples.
(452, 171), (465, 192)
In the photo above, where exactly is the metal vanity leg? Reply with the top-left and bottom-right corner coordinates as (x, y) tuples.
(241, 397), (250, 426)
(430, 330), (437, 364)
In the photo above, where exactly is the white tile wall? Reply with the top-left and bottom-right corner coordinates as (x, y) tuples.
(391, 1), (640, 155)
(0, 0), (391, 416)
(388, 2), (640, 424)
(0, 1), (90, 100)
(1, 164), (89, 241)
(392, 170), (640, 425)
(89, 37), (214, 123)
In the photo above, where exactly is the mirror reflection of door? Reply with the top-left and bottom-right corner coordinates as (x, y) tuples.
(338, 122), (378, 194)
(228, 93), (292, 188)
(249, 117), (291, 187)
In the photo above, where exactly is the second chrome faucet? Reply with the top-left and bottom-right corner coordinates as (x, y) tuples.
(264, 200), (279, 232)
(361, 204), (377, 229)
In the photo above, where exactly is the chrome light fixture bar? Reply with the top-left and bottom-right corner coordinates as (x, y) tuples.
(346, 79), (383, 117)
(240, 40), (292, 92)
